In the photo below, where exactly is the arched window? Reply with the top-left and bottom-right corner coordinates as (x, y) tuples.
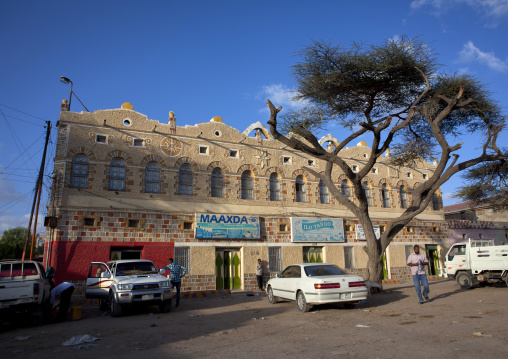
(178, 164), (193, 195)
(382, 184), (390, 208)
(70, 154), (89, 189)
(432, 193), (440, 210)
(145, 162), (160, 193)
(362, 181), (372, 207)
(270, 172), (281, 201)
(400, 185), (407, 209)
(319, 180), (329, 204)
(211, 167), (224, 198)
(341, 180), (350, 198)
(296, 175), (306, 203)
(241, 171), (254, 199)
(108, 158), (126, 191)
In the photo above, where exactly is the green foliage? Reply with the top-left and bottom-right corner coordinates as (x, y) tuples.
(0, 227), (28, 259)
(283, 37), (505, 166)
(454, 156), (507, 211)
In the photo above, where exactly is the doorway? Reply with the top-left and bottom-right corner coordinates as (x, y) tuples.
(215, 249), (241, 290)
(425, 245), (439, 276)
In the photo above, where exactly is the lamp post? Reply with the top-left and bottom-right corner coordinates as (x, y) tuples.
(60, 76), (73, 111)
(59, 76), (89, 112)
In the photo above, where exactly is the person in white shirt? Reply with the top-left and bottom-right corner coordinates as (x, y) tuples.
(407, 245), (430, 304)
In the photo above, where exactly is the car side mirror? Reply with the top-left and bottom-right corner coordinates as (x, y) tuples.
(159, 269), (166, 274)
(100, 272), (110, 279)
(448, 255), (453, 261)
(276, 273), (281, 278)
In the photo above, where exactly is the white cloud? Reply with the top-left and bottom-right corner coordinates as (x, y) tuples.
(0, 212), (46, 235)
(261, 84), (303, 107)
(411, 0), (508, 24)
(458, 41), (508, 72)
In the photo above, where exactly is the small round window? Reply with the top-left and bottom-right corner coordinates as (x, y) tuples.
(214, 130), (221, 137)
(123, 118), (132, 126)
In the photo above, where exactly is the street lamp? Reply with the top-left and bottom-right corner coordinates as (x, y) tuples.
(60, 76), (73, 110)
(59, 76), (89, 112)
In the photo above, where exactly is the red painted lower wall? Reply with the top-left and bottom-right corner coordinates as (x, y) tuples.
(45, 241), (174, 283)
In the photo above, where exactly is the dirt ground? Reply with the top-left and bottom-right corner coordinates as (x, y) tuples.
(1, 279), (508, 359)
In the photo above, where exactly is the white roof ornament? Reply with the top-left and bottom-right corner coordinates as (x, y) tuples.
(318, 134), (340, 147)
(242, 121), (272, 139)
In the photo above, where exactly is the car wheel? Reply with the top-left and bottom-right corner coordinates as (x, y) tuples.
(99, 299), (109, 311)
(456, 272), (473, 289)
(159, 299), (172, 313)
(296, 291), (311, 313)
(343, 303), (356, 309)
(110, 292), (123, 317)
(267, 286), (278, 304)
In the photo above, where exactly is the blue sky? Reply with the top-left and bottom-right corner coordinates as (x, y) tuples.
(0, 0), (507, 234)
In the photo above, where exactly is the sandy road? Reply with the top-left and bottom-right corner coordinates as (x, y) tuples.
(1, 279), (507, 359)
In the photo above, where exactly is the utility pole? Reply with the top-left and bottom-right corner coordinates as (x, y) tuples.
(22, 120), (51, 261)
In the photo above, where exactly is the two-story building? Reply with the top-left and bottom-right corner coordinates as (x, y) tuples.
(45, 100), (447, 296)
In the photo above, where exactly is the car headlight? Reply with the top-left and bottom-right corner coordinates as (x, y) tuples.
(159, 280), (170, 288)
(117, 283), (133, 291)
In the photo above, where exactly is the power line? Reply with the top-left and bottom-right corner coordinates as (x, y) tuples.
(0, 103), (47, 121)
(0, 132), (44, 175)
(1, 113), (47, 127)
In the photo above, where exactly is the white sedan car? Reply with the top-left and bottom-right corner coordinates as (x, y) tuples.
(266, 263), (368, 312)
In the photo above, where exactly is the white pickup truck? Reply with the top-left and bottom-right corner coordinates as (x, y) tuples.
(0, 260), (51, 316)
(85, 259), (173, 317)
(444, 239), (508, 289)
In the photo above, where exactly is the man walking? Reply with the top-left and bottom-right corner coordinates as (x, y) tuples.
(162, 258), (186, 307)
(256, 258), (263, 290)
(407, 245), (430, 304)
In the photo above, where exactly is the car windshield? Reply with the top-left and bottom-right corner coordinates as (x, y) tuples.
(304, 265), (345, 277)
(115, 262), (158, 276)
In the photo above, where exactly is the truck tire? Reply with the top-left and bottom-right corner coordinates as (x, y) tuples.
(159, 299), (172, 313)
(456, 272), (473, 289)
(110, 292), (123, 317)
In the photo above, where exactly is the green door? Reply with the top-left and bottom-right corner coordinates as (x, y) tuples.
(425, 245), (439, 276)
(215, 250), (241, 290)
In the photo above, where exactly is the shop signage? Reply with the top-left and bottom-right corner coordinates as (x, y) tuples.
(290, 217), (345, 242)
(194, 213), (260, 239)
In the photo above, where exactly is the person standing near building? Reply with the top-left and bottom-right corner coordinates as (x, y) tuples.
(161, 258), (186, 307)
(256, 258), (263, 291)
(407, 245), (430, 304)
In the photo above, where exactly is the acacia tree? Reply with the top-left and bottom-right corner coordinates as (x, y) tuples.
(266, 38), (506, 283)
(453, 155), (507, 211)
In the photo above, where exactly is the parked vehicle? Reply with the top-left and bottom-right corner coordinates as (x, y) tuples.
(85, 259), (173, 317)
(444, 238), (508, 289)
(0, 260), (51, 317)
(266, 263), (368, 312)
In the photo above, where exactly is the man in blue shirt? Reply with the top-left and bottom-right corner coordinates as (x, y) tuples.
(161, 258), (187, 307)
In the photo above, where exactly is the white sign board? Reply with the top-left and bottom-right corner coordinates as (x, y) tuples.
(355, 224), (381, 240)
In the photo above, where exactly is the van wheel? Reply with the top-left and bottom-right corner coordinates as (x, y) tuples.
(456, 272), (473, 289)
(110, 293), (123, 317)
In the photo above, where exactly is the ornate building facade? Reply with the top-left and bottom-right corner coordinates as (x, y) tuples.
(46, 101), (447, 296)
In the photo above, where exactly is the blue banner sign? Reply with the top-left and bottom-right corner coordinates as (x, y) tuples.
(290, 217), (344, 242)
(195, 213), (260, 239)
